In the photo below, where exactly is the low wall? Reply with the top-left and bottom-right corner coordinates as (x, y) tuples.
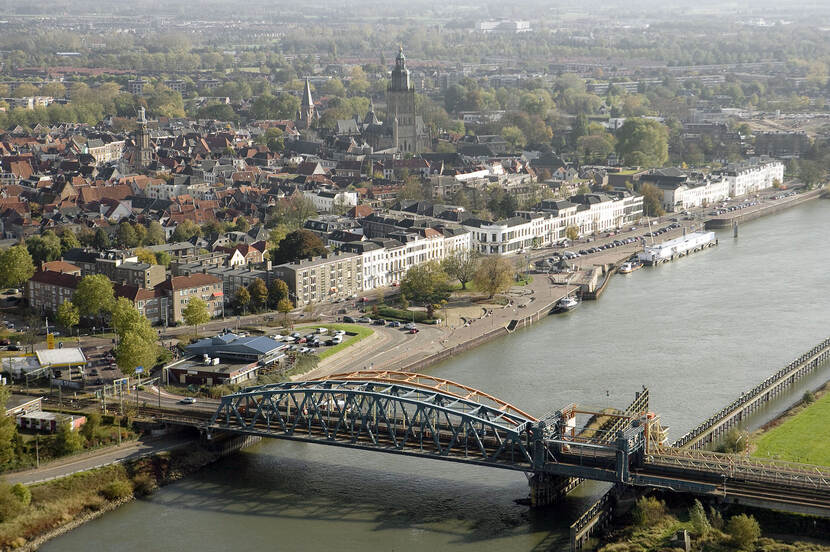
(705, 189), (823, 229)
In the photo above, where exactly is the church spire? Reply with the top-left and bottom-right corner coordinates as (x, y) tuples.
(299, 77), (315, 129)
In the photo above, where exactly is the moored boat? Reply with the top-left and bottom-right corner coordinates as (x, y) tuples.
(552, 295), (579, 313)
(618, 260), (643, 274)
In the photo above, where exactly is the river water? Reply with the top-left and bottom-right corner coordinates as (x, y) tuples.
(44, 200), (830, 552)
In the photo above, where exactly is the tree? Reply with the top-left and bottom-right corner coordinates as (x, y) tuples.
(268, 279), (289, 309)
(639, 182), (665, 217)
(56, 300), (80, 333)
(146, 221), (166, 245)
(473, 256), (514, 299)
(247, 278), (268, 312)
(633, 496), (666, 527)
(26, 231), (62, 264)
(55, 420), (83, 455)
(235, 216), (250, 232)
(798, 159), (824, 188)
(110, 298), (155, 343)
(234, 287), (251, 314)
(726, 514), (760, 550)
(688, 499), (710, 536)
(271, 230), (327, 265)
(276, 297), (293, 326)
(441, 250), (480, 290)
(566, 226), (579, 241)
(615, 118), (669, 167)
(134, 248), (157, 265)
(0, 245), (35, 288)
(155, 251), (172, 267)
(501, 125), (527, 151)
(80, 411), (101, 442)
(171, 219), (201, 242)
(74, 274), (115, 319)
(116, 332), (158, 376)
(400, 261), (452, 318)
(59, 228), (80, 253)
(116, 221), (138, 248)
(182, 297), (210, 336)
(0, 387), (18, 469)
(93, 228), (111, 250)
(269, 194), (317, 229)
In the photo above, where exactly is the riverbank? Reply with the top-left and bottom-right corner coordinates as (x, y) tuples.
(1, 436), (227, 551)
(750, 381), (830, 466)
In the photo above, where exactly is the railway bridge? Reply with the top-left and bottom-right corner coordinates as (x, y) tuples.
(159, 370), (830, 518)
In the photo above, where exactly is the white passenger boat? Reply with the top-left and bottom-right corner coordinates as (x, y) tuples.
(637, 231), (717, 266)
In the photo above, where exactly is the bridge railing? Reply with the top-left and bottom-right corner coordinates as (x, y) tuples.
(672, 336), (830, 448)
(648, 448), (830, 490)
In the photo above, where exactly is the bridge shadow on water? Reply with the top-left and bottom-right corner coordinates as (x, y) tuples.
(147, 443), (595, 549)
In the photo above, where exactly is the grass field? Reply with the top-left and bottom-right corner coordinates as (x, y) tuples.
(291, 323), (373, 360)
(752, 391), (830, 466)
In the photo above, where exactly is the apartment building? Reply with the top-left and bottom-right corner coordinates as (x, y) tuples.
(273, 253), (362, 307)
(155, 274), (224, 323)
(717, 158), (784, 197)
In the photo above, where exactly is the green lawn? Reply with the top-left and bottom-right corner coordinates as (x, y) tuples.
(753, 391), (830, 466)
(291, 323), (373, 360)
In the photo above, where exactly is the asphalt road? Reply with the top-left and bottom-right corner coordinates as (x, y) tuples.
(5, 435), (194, 486)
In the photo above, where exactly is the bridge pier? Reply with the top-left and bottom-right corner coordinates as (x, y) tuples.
(529, 474), (577, 507)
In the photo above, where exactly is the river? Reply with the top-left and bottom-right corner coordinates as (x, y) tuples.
(44, 200), (830, 552)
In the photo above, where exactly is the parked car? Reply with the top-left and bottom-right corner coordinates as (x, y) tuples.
(316, 327), (328, 334)
(331, 335), (343, 345)
(358, 317), (372, 323)
(291, 332), (301, 338)
(343, 316), (356, 323)
(404, 323), (417, 330)
(373, 319), (386, 325)
(388, 321), (402, 328)
(409, 328), (419, 334)
(297, 337), (307, 344)
(6, 344), (19, 351)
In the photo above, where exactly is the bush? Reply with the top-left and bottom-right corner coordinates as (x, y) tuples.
(10, 484), (30, 507)
(101, 479), (133, 500)
(0, 483), (27, 522)
(633, 495), (666, 527)
(132, 473), (156, 496)
(727, 513), (761, 550)
(802, 391), (816, 404)
(689, 499), (710, 536)
(717, 428), (749, 453)
(708, 506), (724, 530)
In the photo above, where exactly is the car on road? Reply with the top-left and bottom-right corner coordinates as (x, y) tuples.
(358, 317), (372, 323)
(404, 322), (417, 330)
(409, 328), (419, 334)
(6, 344), (19, 351)
(180, 397), (197, 404)
(373, 319), (386, 325)
(388, 321), (402, 328)
(343, 316), (356, 323)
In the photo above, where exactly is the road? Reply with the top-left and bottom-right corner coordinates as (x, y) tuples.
(5, 435), (194, 486)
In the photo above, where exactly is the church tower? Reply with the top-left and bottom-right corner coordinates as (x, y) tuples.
(298, 77), (316, 129)
(386, 46), (419, 153)
(134, 106), (152, 169)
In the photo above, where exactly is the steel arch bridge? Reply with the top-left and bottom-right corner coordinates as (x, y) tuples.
(209, 370), (548, 470)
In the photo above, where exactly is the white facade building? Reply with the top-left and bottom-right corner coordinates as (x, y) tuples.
(303, 190), (358, 212)
(719, 159), (784, 197)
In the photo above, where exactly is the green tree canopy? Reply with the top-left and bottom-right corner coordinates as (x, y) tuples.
(0, 245), (35, 288)
(56, 300), (80, 332)
(473, 255), (514, 298)
(639, 182), (666, 217)
(171, 219), (201, 242)
(615, 117), (669, 167)
(116, 331), (158, 376)
(271, 229), (327, 265)
(55, 420), (83, 455)
(26, 231), (62, 264)
(134, 248), (157, 265)
(146, 221), (166, 245)
(74, 274), (116, 318)
(400, 261), (452, 318)
(59, 228), (80, 253)
(182, 296), (210, 335)
(268, 279), (289, 309)
(247, 278), (268, 311)
(441, 250), (480, 290)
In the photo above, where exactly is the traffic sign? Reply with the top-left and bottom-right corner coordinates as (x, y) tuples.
(46, 333), (55, 349)
(135, 366), (144, 374)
